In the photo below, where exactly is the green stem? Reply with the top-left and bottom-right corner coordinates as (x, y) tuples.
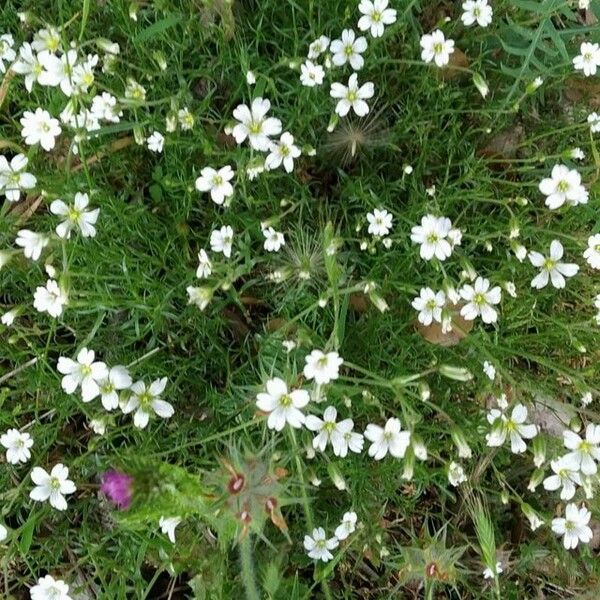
(239, 535), (260, 600)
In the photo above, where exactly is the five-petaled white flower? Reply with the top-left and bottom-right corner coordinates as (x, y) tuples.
(232, 97), (282, 151)
(33, 27), (62, 53)
(543, 454), (582, 501)
(303, 349), (343, 385)
(263, 227), (285, 252)
(584, 234), (600, 269)
(265, 132), (301, 173)
(33, 279), (68, 318)
(538, 164), (587, 209)
(563, 423), (600, 475)
(146, 131), (164, 153)
(573, 42), (600, 77)
(330, 29), (368, 70)
(588, 112), (600, 134)
(90, 92), (122, 122)
(38, 49), (79, 95)
(12, 42), (45, 92)
(57, 347), (108, 402)
(15, 229), (49, 261)
(20, 107), (62, 151)
(196, 249), (212, 278)
(305, 406), (356, 456)
(483, 562), (503, 580)
(358, 0), (397, 38)
(1, 428), (34, 464)
(50, 192), (100, 239)
(412, 287), (446, 326)
(300, 60), (325, 87)
(486, 403), (538, 453)
(334, 511), (358, 540)
(552, 503), (593, 549)
(528, 240), (579, 289)
(187, 286), (213, 311)
(308, 36), (330, 60)
(30, 463), (76, 511)
(461, 0), (493, 27)
(410, 215), (455, 261)
(448, 461), (468, 486)
(122, 377), (173, 429)
(255, 377), (310, 431)
(210, 225), (234, 258)
(365, 417), (411, 460)
(367, 208), (393, 236)
(195, 166), (235, 205)
(0, 153), (37, 201)
(330, 73), (374, 117)
(0, 34), (16, 73)
(420, 30), (455, 67)
(459, 277), (502, 324)
(304, 527), (339, 562)
(98, 366), (132, 410)
(159, 516), (182, 543)
(30, 575), (73, 600)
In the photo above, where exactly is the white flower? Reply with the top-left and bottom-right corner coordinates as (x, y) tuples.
(543, 455), (582, 500)
(573, 42), (600, 77)
(30, 575), (73, 600)
(483, 562), (503, 580)
(304, 527), (339, 562)
(367, 208), (393, 236)
(1, 308), (18, 326)
(15, 229), (48, 260)
(584, 234), (600, 269)
(147, 131), (164, 153)
(0, 523), (7, 542)
(563, 423), (600, 475)
(571, 147), (585, 161)
(420, 30), (455, 67)
(0, 153), (36, 202)
(334, 511), (358, 540)
(1, 428), (33, 464)
(159, 516), (182, 543)
(196, 249), (212, 278)
(448, 461), (467, 486)
(529, 240), (579, 289)
(195, 166), (235, 205)
(246, 70), (256, 85)
(98, 366), (132, 410)
(265, 132), (301, 173)
(12, 42), (44, 92)
(122, 378), (173, 429)
(71, 53), (98, 94)
(485, 403), (538, 453)
(263, 227), (285, 252)
(330, 73), (374, 117)
(588, 112), (600, 134)
(305, 406), (356, 456)
(0, 34), (15, 73)
(178, 107), (195, 130)
(20, 107), (61, 151)
(552, 503), (593, 549)
(303, 349), (343, 384)
(29, 463), (76, 511)
(187, 286), (213, 311)
(89, 418), (106, 435)
(308, 36), (330, 59)
(483, 361), (496, 381)
(300, 60), (325, 87)
(50, 192), (100, 239)
(410, 215), (454, 261)
(411, 287), (446, 326)
(582, 392), (593, 406)
(538, 164), (587, 209)
(90, 92), (122, 122)
(124, 78), (146, 101)
(32, 27), (61, 53)
(256, 377), (310, 431)
(358, 0), (397, 38)
(232, 97), (282, 151)
(210, 225), (234, 258)
(38, 49), (79, 95)
(461, 0), (493, 27)
(459, 277), (502, 324)
(365, 417), (411, 460)
(57, 347), (108, 402)
(330, 29), (367, 70)
(33, 279), (68, 318)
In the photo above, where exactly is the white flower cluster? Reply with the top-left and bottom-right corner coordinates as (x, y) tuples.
(304, 511), (358, 562)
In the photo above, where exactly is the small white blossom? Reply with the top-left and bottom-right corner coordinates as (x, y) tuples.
(11, 43), (44, 92)
(334, 511), (358, 540)
(366, 208), (393, 236)
(30, 463), (76, 511)
(196, 249), (212, 278)
(303, 349), (343, 384)
(410, 215), (455, 261)
(563, 424), (600, 475)
(195, 166), (235, 205)
(33, 279), (68, 318)
(448, 461), (467, 486)
(0, 34), (16, 73)
(412, 287), (446, 326)
(256, 377), (310, 431)
(1, 429), (34, 464)
(330, 29), (367, 70)
(538, 164), (587, 209)
(461, 0), (493, 27)
(187, 286), (213, 311)
(573, 42), (600, 77)
(146, 131), (164, 153)
(588, 112), (600, 134)
(584, 234), (600, 269)
(98, 366), (132, 410)
(420, 30), (455, 67)
(20, 108), (61, 151)
(263, 227), (285, 252)
(32, 27), (61, 53)
(300, 60), (325, 87)
(365, 417), (411, 460)
(15, 229), (48, 261)
(330, 73), (374, 117)
(178, 107), (195, 130)
(308, 36), (330, 60)
(50, 192), (99, 239)
(265, 132), (301, 173)
(529, 240), (579, 289)
(483, 361), (496, 381)
(358, 0), (397, 38)
(543, 454), (582, 500)
(122, 378), (173, 429)
(483, 562), (503, 580)
(210, 225), (234, 258)
(57, 347), (108, 402)
(232, 97), (282, 151)
(552, 503), (593, 549)
(159, 516), (182, 543)
(304, 527), (338, 562)
(90, 92), (122, 122)
(486, 403), (538, 453)
(30, 575), (73, 600)
(305, 406), (357, 456)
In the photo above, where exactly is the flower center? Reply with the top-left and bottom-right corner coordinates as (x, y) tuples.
(434, 42), (444, 55)
(323, 421), (336, 433)
(138, 391), (152, 407)
(543, 258), (556, 271)
(474, 293), (486, 306)
(344, 45), (354, 56)
(68, 207), (82, 222)
(279, 394), (292, 407)
(372, 11), (381, 21)
(347, 90), (357, 102)
(212, 175), (223, 186)
(249, 121), (262, 134)
(557, 180), (569, 192)
(50, 477), (61, 490)
(41, 122), (51, 133)
(81, 364), (92, 377)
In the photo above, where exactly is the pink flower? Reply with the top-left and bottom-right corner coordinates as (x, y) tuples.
(101, 470), (134, 509)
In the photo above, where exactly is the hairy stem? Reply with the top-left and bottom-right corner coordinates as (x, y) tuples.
(239, 535), (260, 600)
